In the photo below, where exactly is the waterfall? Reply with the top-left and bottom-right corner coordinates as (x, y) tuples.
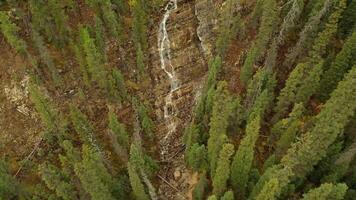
(158, 0), (179, 158)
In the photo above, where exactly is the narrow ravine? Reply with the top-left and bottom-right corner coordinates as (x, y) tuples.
(158, 0), (179, 161)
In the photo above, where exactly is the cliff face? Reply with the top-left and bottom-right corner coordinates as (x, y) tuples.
(148, 0), (221, 199)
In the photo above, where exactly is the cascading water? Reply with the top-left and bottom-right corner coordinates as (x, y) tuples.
(158, 0), (179, 159)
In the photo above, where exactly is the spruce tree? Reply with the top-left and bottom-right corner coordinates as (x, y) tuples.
(94, 16), (106, 61)
(0, 11), (27, 55)
(240, 0), (278, 84)
(29, 84), (66, 142)
(207, 82), (233, 177)
(231, 115), (261, 199)
(301, 183), (348, 200)
(319, 31), (356, 100)
(255, 178), (280, 200)
(108, 110), (130, 150)
(39, 163), (78, 200)
(80, 26), (108, 89)
(212, 143), (234, 197)
(131, 0), (148, 50)
(74, 145), (114, 200)
(127, 161), (149, 200)
(101, 0), (124, 41)
(192, 172), (209, 200)
(187, 143), (208, 172)
(31, 29), (62, 87)
(221, 190), (234, 200)
(254, 66), (356, 199)
(0, 159), (18, 199)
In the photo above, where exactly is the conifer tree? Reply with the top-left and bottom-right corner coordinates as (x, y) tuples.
(301, 183), (348, 200)
(39, 163), (78, 200)
(32, 29), (62, 87)
(221, 190), (234, 200)
(136, 44), (146, 75)
(319, 31), (356, 100)
(101, 0), (124, 40)
(137, 102), (154, 139)
(284, 0), (333, 66)
(212, 143), (234, 197)
(240, 0), (278, 84)
(231, 115), (261, 198)
(255, 178), (280, 200)
(254, 66), (356, 199)
(47, 0), (70, 46)
(131, 0), (148, 50)
(127, 161), (149, 200)
(0, 11), (27, 55)
(207, 82), (233, 177)
(108, 110), (130, 150)
(80, 26), (108, 89)
(94, 16), (106, 61)
(74, 145), (114, 200)
(187, 143), (208, 172)
(29, 84), (66, 141)
(250, 0), (265, 29)
(0, 159), (18, 199)
(192, 172), (209, 200)
(70, 106), (100, 152)
(111, 68), (128, 100)
(273, 61), (323, 122)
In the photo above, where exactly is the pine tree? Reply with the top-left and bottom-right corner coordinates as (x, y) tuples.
(301, 183), (348, 200)
(127, 161), (149, 200)
(69, 105), (100, 152)
(212, 143), (234, 197)
(80, 26), (108, 89)
(39, 163), (78, 200)
(231, 115), (261, 199)
(207, 82), (233, 177)
(221, 190), (234, 200)
(94, 16), (106, 61)
(136, 44), (146, 75)
(47, 0), (70, 46)
(108, 110), (130, 150)
(284, 0), (333, 66)
(137, 102), (154, 139)
(273, 61), (323, 122)
(29, 84), (66, 142)
(254, 65), (356, 199)
(187, 143), (208, 171)
(240, 0), (278, 84)
(101, 0), (123, 40)
(74, 145), (114, 200)
(31, 29), (62, 87)
(319, 31), (356, 100)
(255, 178), (280, 200)
(273, 103), (305, 160)
(0, 11), (27, 55)
(111, 68), (128, 101)
(131, 0), (149, 50)
(0, 159), (18, 199)
(192, 172), (209, 200)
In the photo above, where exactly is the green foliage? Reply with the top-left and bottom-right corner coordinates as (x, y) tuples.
(137, 102), (154, 139)
(38, 163), (78, 200)
(108, 110), (130, 150)
(301, 183), (348, 200)
(127, 161), (149, 200)
(231, 115), (261, 199)
(29, 0), (70, 46)
(284, 0), (333, 66)
(0, 159), (18, 199)
(309, 0), (347, 60)
(255, 178), (280, 200)
(187, 143), (208, 172)
(29, 84), (66, 142)
(136, 44), (146, 75)
(240, 0), (278, 84)
(69, 106), (100, 151)
(254, 66), (356, 199)
(221, 190), (234, 200)
(132, 0), (148, 50)
(80, 26), (108, 89)
(0, 11), (27, 55)
(74, 145), (114, 200)
(31, 29), (62, 87)
(207, 82), (234, 177)
(192, 172), (209, 200)
(319, 31), (356, 100)
(94, 16), (106, 61)
(273, 61), (323, 122)
(101, 0), (124, 40)
(215, 0), (243, 56)
(212, 143), (234, 197)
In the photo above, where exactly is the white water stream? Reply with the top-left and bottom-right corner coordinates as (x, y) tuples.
(158, 0), (179, 157)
